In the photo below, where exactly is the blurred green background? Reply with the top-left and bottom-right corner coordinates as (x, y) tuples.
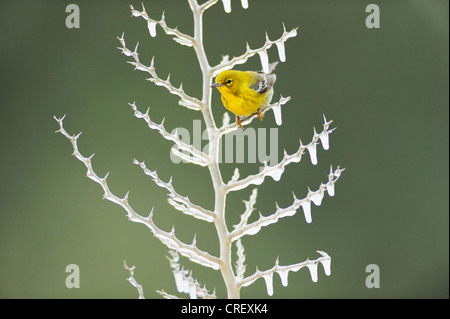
(0, 0), (448, 298)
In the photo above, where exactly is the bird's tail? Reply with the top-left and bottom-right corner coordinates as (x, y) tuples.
(264, 61), (279, 74)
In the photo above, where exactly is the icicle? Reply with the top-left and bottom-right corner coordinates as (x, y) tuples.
(319, 130), (330, 150)
(258, 50), (270, 74)
(222, 112), (230, 126)
(174, 270), (184, 293)
(300, 200), (312, 223)
(276, 41), (286, 62)
(320, 259), (331, 276)
(241, 0), (249, 9)
(307, 142), (318, 165)
(326, 182), (335, 197)
(221, 0), (231, 13)
(147, 21), (157, 37)
(188, 282), (197, 299)
(309, 189), (324, 206)
(271, 103), (282, 125)
(263, 274), (274, 296)
(277, 270), (289, 287)
(307, 262), (318, 282)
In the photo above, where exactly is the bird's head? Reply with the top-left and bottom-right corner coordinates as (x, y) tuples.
(211, 70), (241, 94)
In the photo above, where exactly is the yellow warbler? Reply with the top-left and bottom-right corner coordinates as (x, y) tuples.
(211, 65), (277, 129)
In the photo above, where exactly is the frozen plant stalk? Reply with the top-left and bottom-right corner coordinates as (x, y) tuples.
(54, 0), (344, 299)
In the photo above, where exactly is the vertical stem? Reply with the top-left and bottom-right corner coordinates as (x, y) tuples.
(188, 0), (239, 298)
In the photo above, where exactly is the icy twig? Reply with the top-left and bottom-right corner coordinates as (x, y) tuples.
(239, 251), (331, 296)
(235, 239), (247, 281)
(212, 24), (298, 75)
(234, 188), (258, 230)
(157, 290), (181, 299)
(123, 261), (145, 299)
(53, 116), (220, 270)
(165, 250), (217, 299)
(230, 166), (344, 241)
(117, 34), (202, 111)
(130, 4), (195, 47)
(226, 116), (335, 192)
(133, 159), (215, 223)
(129, 102), (210, 166)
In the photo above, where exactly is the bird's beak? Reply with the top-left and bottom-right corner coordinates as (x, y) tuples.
(210, 82), (223, 88)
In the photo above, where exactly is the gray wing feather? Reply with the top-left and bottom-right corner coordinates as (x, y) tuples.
(251, 73), (277, 94)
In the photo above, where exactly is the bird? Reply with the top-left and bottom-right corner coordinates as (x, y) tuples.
(211, 63), (277, 129)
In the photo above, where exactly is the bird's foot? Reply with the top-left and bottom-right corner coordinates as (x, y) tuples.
(236, 116), (243, 129)
(257, 108), (264, 121)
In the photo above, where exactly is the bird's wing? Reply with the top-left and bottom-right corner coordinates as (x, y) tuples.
(250, 73), (277, 94)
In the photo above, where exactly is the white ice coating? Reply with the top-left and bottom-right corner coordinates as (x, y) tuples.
(309, 189), (324, 206)
(174, 270), (185, 293)
(173, 36), (194, 47)
(120, 47), (133, 57)
(171, 147), (209, 167)
(307, 142), (318, 165)
(189, 282), (197, 299)
(277, 270), (289, 287)
(321, 259), (331, 276)
(271, 103), (283, 125)
(222, 112), (231, 126)
(238, 252), (332, 296)
(179, 98), (201, 110)
(265, 166), (284, 182)
(147, 21), (157, 37)
(221, 0), (231, 13)
(258, 50), (270, 74)
(168, 198), (214, 222)
(173, 268), (198, 299)
(319, 130), (330, 150)
(307, 262), (318, 282)
(241, 0), (249, 9)
(263, 274), (274, 296)
(300, 200), (312, 224)
(276, 41), (286, 62)
(326, 182), (335, 197)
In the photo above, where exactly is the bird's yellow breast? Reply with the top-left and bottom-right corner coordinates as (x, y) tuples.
(220, 89), (261, 116)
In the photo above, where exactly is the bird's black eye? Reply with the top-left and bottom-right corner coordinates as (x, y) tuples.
(226, 79), (232, 84)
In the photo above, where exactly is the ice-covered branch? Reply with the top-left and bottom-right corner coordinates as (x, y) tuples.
(164, 250), (217, 299)
(129, 102), (210, 166)
(129, 4), (195, 47)
(53, 115), (149, 220)
(138, 210), (221, 270)
(234, 188), (258, 230)
(54, 116), (220, 271)
(117, 34), (202, 111)
(230, 166), (344, 241)
(212, 24), (298, 75)
(133, 159), (215, 223)
(226, 116), (335, 192)
(239, 251), (331, 296)
(123, 261), (145, 299)
(235, 239), (247, 281)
